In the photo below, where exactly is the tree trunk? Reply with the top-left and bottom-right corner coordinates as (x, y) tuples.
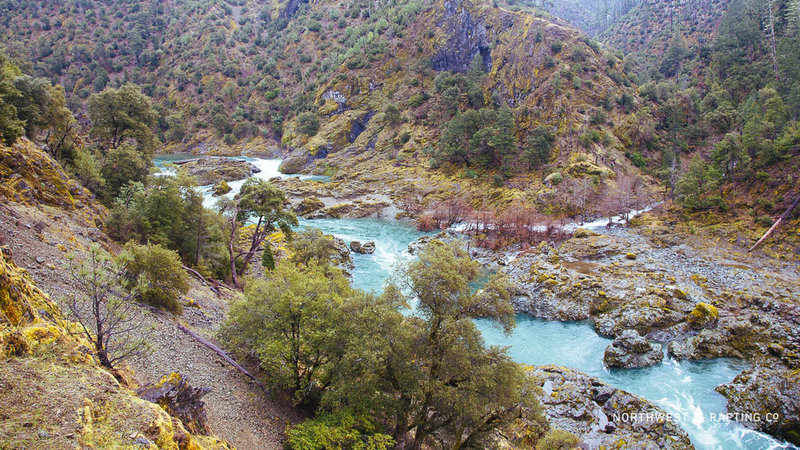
(764, 0), (781, 82)
(749, 194), (800, 251)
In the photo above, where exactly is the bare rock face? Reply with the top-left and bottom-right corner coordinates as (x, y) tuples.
(604, 329), (664, 368)
(138, 373), (211, 435)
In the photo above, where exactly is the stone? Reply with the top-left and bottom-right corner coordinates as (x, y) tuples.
(35, 257), (44, 264)
(137, 373), (211, 435)
(687, 302), (718, 329)
(530, 365), (692, 449)
(211, 180), (232, 197)
(573, 227), (598, 238)
(350, 240), (375, 254)
(295, 196), (325, 216)
(603, 329), (664, 368)
(716, 367), (800, 445)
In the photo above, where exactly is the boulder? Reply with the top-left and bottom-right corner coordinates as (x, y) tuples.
(350, 241), (376, 254)
(531, 365), (692, 449)
(604, 329), (664, 368)
(687, 302), (718, 329)
(716, 367), (800, 445)
(211, 180), (231, 197)
(294, 196), (325, 216)
(180, 157), (258, 185)
(137, 373), (211, 435)
(279, 155), (307, 174)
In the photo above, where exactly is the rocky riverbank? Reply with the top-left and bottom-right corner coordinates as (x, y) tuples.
(531, 365), (693, 449)
(480, 220), (799, 445)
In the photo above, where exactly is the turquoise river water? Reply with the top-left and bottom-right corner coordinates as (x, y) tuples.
(156, 155), (796, 450)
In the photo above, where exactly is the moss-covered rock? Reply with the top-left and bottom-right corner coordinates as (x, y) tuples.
(0, 138), (106, 223)
(687, 302), (718, 328)
(180, 158), (258, 185)
(211, 181), (232, 197)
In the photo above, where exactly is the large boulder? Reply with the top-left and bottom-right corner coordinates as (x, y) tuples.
(350, 240), (376, 254)
(294, 196), (325, 216)
(531, 365), (693, 449)
(180, 157), (259, 185)
(716, 367), (800, 445)
(603, 329), (664, 368)
(211, 180), (231, 197)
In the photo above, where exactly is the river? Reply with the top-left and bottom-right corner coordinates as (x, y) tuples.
(156, 155), (795, 450)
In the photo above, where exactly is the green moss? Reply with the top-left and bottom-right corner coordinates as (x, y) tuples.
(687, 302), (718, 328)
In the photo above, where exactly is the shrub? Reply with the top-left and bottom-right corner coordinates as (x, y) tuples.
(124, 242), (190, 314)
(537, 429), (580, 450)
(296, 112), (320, 136)
(407, 92), (427, 108)
(286, 411), (394, 450)
(550, 41), (563, 54)
(261, 244), (275, 271)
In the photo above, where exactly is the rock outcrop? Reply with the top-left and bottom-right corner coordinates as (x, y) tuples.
(0, 138), (106, 224)
(138, 372), (212, 435)
(603, 329), (664, 368)
(350, 240), (376, 254)
(180, 157), (260, 185)
(532, 365), (693, 449)
(716, 367), (800, 445)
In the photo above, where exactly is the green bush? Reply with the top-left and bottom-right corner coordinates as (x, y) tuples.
(124, 242), (190, 314)
(550, 41), (563, 54)
(286, 411), (394, 450)
(296, 112), (320, 136)
(537, 429), (580, 450)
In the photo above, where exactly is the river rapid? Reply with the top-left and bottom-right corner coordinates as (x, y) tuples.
(156, 155), (796, 450)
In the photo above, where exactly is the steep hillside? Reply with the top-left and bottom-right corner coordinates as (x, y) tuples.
(600, 0), (732, 77)
(0, 250), (231, 449)
(513, 0), (641, 36)
(0, 0), (436, 152)
(278, 0), (654, 211)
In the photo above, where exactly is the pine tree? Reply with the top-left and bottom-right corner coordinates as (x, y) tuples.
(261, 243), (275, 271)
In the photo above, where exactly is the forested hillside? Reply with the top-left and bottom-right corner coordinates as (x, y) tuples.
(0, 0), (428, 149)
(593, 0), (800, 253)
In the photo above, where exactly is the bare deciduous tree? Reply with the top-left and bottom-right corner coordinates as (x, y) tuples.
(65, 244), (150, 369)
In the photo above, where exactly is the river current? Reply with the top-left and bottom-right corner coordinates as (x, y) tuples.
(156, 155), (795, 450)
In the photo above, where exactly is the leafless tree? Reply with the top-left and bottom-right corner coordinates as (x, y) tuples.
(433, 197), (472, 228)
(65, 244), (150, 369)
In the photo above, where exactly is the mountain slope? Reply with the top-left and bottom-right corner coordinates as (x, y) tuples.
(0, 249), (232, 449)
(278, 0), (654, 210)
(600, 0), (732, 77)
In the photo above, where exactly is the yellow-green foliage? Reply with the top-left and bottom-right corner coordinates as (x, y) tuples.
(0, 138), (106, 222)
(687, 302), (719, 328)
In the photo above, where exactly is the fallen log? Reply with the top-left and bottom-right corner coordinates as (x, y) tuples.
(749, 193), (800, 252)
(181, 264), (221, 296)
(174, 322), (267, 391)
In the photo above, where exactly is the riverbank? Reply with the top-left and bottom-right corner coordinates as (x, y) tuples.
(159, 154), (799, 448)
